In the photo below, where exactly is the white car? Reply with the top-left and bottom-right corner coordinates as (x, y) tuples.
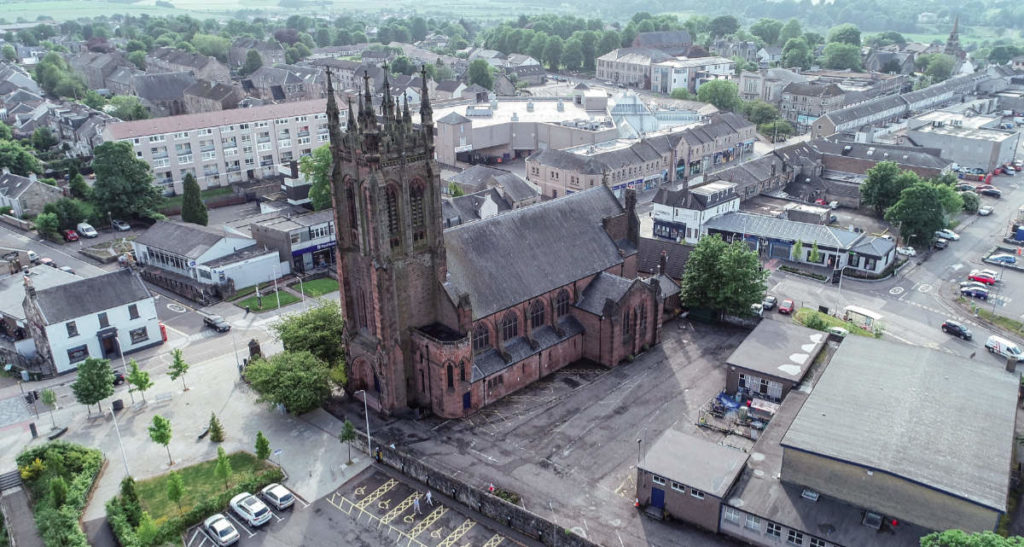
(934, 229), (959, 241)
(978, 205), (994, 216)
(230, 492), (272, 527)
(76, 222), (98, 238)
(203, 514), (239, 546)
(260, 483), (295, 510)
(896, 246), (916, 257)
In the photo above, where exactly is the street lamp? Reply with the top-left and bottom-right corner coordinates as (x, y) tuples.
(355, 389), (371, 455)
(272, 264), (281, 310)
(112, 336), (127, 374)
(110, 407), (131, 477)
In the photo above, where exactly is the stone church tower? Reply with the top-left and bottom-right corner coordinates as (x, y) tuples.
(944, 16), (965, 61)
(327, 67), (446, 414)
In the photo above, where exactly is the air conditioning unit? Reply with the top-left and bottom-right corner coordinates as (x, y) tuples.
(801, 489), (820, 501)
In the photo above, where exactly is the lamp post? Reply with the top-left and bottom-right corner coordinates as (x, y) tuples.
(355, 389), (371, 455)
(112, 336), (127, 374)
(272, 265), (281, 310)
(297, 275), (306, 308)
(110, 407), (131, 477)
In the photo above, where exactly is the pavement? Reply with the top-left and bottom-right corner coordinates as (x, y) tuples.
(0, 486), (43, 547)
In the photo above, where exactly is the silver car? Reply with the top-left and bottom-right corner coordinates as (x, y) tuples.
(203, 513), (239, 546)
(230, 492), (272, 527)
(260, 483), (295, 510)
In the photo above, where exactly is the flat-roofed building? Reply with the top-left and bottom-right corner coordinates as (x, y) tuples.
(724, 320), (827, 403)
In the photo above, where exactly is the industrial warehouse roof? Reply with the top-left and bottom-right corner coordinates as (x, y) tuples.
(640, 430), (748, 498)
(782, 336), (1017, 512)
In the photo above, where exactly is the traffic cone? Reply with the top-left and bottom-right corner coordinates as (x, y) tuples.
(634, 498), (640, 508)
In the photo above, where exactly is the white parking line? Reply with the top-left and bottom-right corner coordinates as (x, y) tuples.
(186, 526), (213, 547)
(224, 512), (257, 538)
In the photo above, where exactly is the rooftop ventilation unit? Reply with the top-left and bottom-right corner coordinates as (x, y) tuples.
(801, 489), (820, 502)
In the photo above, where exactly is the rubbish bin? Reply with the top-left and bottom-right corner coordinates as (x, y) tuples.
(112, 399), (124, 412)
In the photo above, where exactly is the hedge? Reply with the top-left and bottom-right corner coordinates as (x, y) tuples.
(15, 442), (104, 547)
(106, 466), (284, 546)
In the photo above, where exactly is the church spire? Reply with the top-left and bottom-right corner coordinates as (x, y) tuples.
(419, 65), (432, 127)
(325, 68), (344, 148)
(381, 64), (394, 126)
(346, 96), (357, 134)
(402, 94), (411, 128)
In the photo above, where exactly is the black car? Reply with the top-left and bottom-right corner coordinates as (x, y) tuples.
(203, 314), (231, 332)
(960, 287), (989, 300)
(113, 371), (126, 385)
(762, 295), (777, 310)
(979, 188), (1002, 198)
(941, 320), (973, 340)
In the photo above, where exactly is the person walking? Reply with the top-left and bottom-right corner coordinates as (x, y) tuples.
(413, 496), (422, 515)
(425, 491), (433, 506)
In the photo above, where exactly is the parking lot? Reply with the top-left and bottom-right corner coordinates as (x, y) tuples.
(184, 488), (311, 547)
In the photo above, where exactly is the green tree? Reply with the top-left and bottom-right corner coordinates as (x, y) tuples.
(742, 100), (778, 125)
(808, 242), (820, 263)
(1, 45), (15, 62)
(823, 42), (862, 70)
(527, 33), (548, 61)
(670, 88), (694, 100)
(921, 529), (1024, 546)
(50, 476), (67, 507)
(791, 240), (803, 261)
(34, 212), (59, 240)
(214, 446), (232, 488)
(447, 181), (465, 197)
(885, 182), (946, 246)
(148, 414), (173, 465)
(41, 388), (57, 428)
(467, 59), (494, 90)
(561, 38), (583, 71)
(299, 145), (332, 211)
(108, 95), (149, 121)
(827, 23), (861, 46)
(91, 141), (163, 220)
(166, 471), (184, 513)
(180, 173), (208, 225)
(70, 357), (115, 414)
(680, 234), (768, 317)
(778, 19), (802, 46)
(860, 161), (918, 215)
(340, 419), (356, 464)
(543, 36), (563, 71)
(0, 123), (11, 141)
(82, 89), (107, 110)
(697, 80), (741, 111)
(390, 56), (415, 76)
(933, 182), (964, 218)
(244, 351), (332, 414)
(272, 300), (346, 368)
(127, 359), (152, 403)
(749, 19), (783, 46)
(128, 50), (146, 70)
(119, 477), (142, 527)
(924, 54), (955, 83)
(68, 172), (91, 200)
(191, 33), (230, 62)
(136, 512), (159, 546)
(42, 197), (95, 230)
(255, 431), (270, 460)
(31, 127), (57, 150)
(208, 412), (224, 442)
(708, 15), (739, 38)
(597, 30), (620, 57)
(241, 49), (262, 76)
(961, 190), (980, 213)
(168, 348), (190, 391)
(0, 139), (42, 176)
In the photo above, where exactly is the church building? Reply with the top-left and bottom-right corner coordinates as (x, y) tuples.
(327, 69), (664, 418)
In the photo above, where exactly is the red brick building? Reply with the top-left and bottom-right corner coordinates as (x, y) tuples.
(327, 70), (664, 418)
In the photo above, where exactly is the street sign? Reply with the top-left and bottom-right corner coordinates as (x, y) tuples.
(273, 449), (283, 456)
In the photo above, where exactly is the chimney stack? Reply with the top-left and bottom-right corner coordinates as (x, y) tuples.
(290, 160), (299, 179)
(625, 187), (639, 248)
(659, 250), (667, 276)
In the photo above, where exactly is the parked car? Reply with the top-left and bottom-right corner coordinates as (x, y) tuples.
(38, 257), (55, 268)
(62, 229), (79, 242)
(989, 254), (1017, 265)
(968, 270), (997, 285)
(896, 246), (916, 257)
(933, 238), (948, 250)
(778, 299), (795, 314)
(1004, 167), (1016, 176)
(980, 188), (1003, 198)
(975, 184), (996, 191)
(260, 483), (295, 511)
(986, 335), (1024, 362)
(58, 266), (75, 274)
(113, 371), (125, 385)
(111, 219), (131, 232)
(827, 326), (849, 339)
(26, 250), (39, 263)
(203, 514), (240, 546)
(230, 493), (272, 527)
(955, 183), (975, 192)
(961, 286), (990, 300)
(978, 205), (994, 216)
(934, 229), (959, 241)
(762, 295), (777, 310)
(941, 320), (973, 340)
(203, 314), (231, 332)
(76, 223), (98, 238)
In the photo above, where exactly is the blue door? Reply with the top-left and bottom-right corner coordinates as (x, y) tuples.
(651, 487), (665, 509)
(462, 392), (471, 410)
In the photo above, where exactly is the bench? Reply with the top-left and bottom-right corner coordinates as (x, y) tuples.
(48, 427), (68, 441)
(153, 392), (173, 404)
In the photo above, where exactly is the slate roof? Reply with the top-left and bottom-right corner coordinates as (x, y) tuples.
(436, 111), (471, 125)
(0, 172), (41, 199)
(726, 320), (826, 381)
(636, 237), (691, 279)
(449, 165), (536, 202)
(632, 30), (693, 49)
(443, 186), (626, 319)
(596, 47), (673, 65)
(184, 79), (237, 102)
(782, 82), (844, 98)
(811, 139), (949, 170)
(824, 94), (907, 128)
(149, 47), (218, 71)
(131, 71), (196, 102)
(849, 235), (895, 258)
(34, 269), (152, 325)
(704, 212), (862, 250)
(104, 99), (327, 139)
(135, 221), (230, 259)
(471, 316), (584, 380)
(441, 188), (511, 227)
(0, 265), (78, 321)
(435, 80), (463, 93)
(641, 430), (747, 498)
(781, 336), (1017, 513)
(576, 272), (635, 316)
(526, 148), (606, 175)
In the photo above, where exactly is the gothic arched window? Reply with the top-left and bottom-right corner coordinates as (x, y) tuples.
(410, 182), (426, 244)
(530, 300), (545, 330)
(472, 324), (490, 353)
(447, 362), (454, 389)
(555, 289), (570, 318)
(386, 185), (401, 250)
(501, 312), (518, 341)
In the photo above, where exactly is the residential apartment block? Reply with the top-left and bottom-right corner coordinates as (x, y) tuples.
(102, 99), (331, 193)
(778, 83), (845, 129)
(651, 57), (735, 95)
(596, 48), (672, 88)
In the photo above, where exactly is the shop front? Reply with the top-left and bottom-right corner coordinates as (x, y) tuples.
(292, 241), (336, 274)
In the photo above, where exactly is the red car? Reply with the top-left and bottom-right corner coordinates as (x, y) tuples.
(62, 229), (79, 242)
(968, 270), (997, 285)
(778, 299), (795, 314)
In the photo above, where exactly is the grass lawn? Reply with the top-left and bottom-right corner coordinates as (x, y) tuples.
(290, 278), (339, 297)
(971, 305), (1024, 336)
(793, 308), (875, 337)
(163, 186), (234, 211)
(235, 290), (301, 312)
(227, 281), (275, 302)
(135, 452), (274, 526)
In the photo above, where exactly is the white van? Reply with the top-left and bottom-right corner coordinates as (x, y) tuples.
(985, 336), (1024, 362)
